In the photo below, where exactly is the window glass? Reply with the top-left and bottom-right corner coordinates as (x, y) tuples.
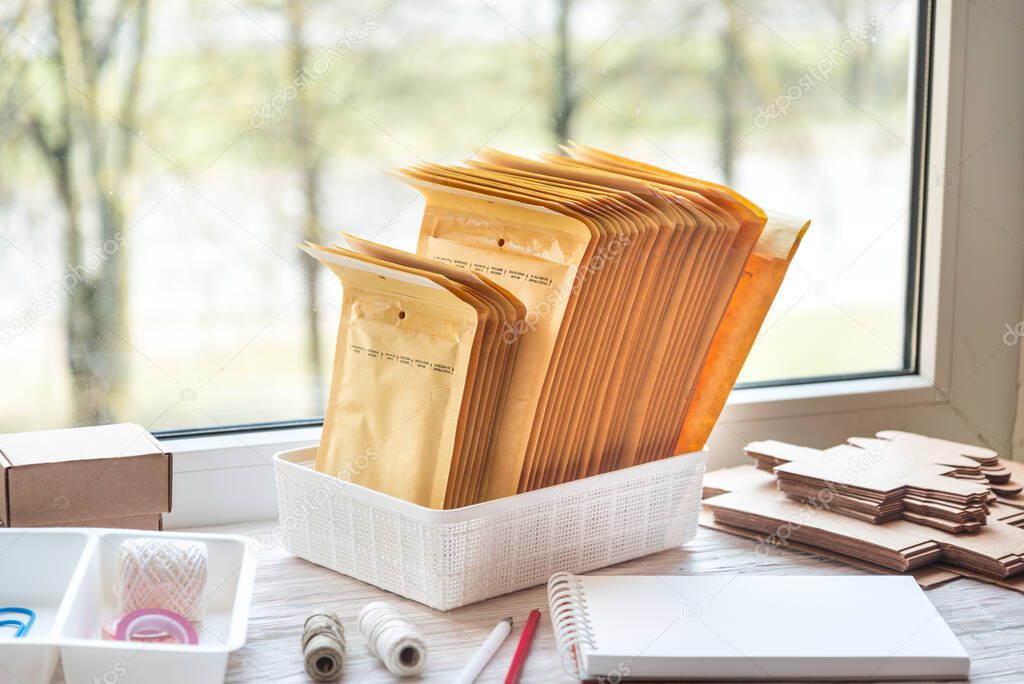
(0, 0), (919, 432)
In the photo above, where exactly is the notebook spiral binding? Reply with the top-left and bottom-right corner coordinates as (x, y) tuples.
(548, 572), (595, 677)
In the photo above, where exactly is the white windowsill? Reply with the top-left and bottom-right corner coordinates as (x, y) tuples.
(158, 372), (944, 528)
(721, 373), (942, 423)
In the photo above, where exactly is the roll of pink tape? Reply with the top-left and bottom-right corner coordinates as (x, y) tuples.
(103, 615), (177, 643)
(114, 609), (198, 646)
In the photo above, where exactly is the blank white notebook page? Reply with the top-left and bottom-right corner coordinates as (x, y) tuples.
(569, 575), (969, 680)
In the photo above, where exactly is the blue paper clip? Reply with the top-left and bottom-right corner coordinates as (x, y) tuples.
(0, 607), (35, 638)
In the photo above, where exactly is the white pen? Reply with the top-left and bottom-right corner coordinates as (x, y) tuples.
(453, 616), (513, 684)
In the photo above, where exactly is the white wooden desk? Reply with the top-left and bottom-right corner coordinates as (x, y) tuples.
(51, 522), (1024, 683)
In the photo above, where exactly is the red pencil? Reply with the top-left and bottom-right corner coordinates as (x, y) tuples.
(504, 609), (541, 684)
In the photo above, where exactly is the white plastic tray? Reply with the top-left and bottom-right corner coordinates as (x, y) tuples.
(0, 529), (256, 684)
(275, 445), (706, 610)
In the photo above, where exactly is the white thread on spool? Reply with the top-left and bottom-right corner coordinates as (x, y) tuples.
(115, 538), (208, 622)
(357, 601), (427, 677)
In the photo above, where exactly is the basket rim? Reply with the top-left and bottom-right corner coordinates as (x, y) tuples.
(274, 445), (707, 524)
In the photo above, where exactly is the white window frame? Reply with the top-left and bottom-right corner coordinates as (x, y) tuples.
(164, 0), (1022, 528)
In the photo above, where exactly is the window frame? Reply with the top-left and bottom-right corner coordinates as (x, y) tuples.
(163, 0), (977, 528)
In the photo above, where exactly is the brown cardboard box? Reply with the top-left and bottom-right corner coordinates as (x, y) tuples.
(1, 513), (164, 530)
(0, 423), (172, 527)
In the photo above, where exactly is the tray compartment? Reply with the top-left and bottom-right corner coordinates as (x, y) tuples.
(0, 530), (92, 684)
(57, 530), (256, 684)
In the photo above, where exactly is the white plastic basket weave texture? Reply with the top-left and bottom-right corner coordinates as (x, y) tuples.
(274, 446), (706, 610)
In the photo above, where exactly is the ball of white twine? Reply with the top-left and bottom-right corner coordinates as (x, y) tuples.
(357, 601), (427, 677)
(115, 538), (208, 622)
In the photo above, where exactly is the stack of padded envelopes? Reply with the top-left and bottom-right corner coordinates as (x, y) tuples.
(309, 145), (810, 508)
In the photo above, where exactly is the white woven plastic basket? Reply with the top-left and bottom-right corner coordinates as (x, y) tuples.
(273, 446), (706, 610)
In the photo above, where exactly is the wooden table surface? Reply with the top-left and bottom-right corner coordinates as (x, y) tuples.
(221, 520), (1024, 683)
(53, 521), (1024, 683)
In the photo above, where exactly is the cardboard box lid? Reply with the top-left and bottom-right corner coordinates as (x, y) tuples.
(0, 422), (164, 466)
(0, 423), (172, 527)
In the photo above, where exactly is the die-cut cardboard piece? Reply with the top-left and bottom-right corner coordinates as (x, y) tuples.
(704, 480), (1024, 578)
(744, 435), (999, 532)
(699, 463), (1024, 588)
(704, 433), (1024, 580)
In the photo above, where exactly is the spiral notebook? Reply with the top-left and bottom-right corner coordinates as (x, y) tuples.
(548, 573), (969, 681)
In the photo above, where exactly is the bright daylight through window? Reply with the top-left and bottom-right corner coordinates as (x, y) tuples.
(0, 0), (921, 433)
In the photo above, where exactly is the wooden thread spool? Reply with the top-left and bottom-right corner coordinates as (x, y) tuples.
(301, 609), (346, 682)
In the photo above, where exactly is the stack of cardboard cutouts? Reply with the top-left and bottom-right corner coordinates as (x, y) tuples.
(704, 464), (1024, 530)
(703, 431), (1024, 581)
(700, 465), (963, 588)
(746, 438), (994, 533)
(872, 430), (1022, 497)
